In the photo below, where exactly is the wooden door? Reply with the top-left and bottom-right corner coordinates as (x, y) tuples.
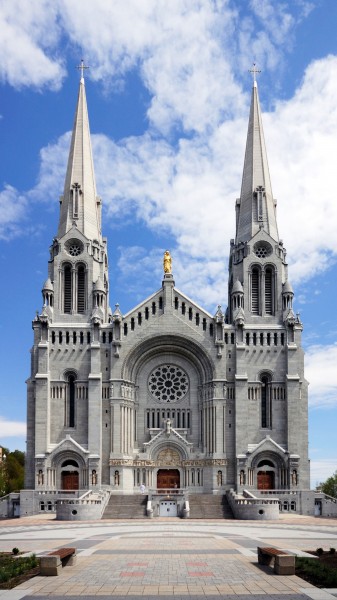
(62, 471), (79, 490)
(157, 469), (180, 489)
(257, 471), (274, 490)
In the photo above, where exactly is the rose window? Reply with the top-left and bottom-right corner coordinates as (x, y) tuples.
(148, 365), (189, 403)
(65, 239), (83, 257)
(254, 241), (272, 259)
(69, 244), (82, 256)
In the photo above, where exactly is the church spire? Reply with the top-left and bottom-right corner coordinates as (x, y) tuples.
(57, 62), (101, 241)
(235, 69), (279, 244)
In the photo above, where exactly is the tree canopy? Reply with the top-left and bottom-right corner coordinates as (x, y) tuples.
(319, 470), (337, 498)
(0, 447), (25, 496)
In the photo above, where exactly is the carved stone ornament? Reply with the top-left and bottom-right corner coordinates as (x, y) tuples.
(109, 456), (229, 468)
(157, 448), (181, 466)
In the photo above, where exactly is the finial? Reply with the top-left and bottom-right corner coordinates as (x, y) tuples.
(163, 250), (172, 274)
(249, 63), (261, 87)
(76, 59), (89, 83)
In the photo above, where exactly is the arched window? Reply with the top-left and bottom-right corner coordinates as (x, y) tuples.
(77, 265), (86, 313)
(265, 267), (274, 315)
(260, 373), (272, 429)
(66, 373), (76, 428)
(64, 264), (72, 313)
(251, 267), (260, 314)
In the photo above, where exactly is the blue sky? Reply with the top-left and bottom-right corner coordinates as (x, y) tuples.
(0, 0), (337, 487)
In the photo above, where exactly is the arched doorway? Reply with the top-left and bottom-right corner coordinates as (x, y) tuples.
(157, 469), (180, 489)
(256, 459), (275, 490)
(61, 459), (79, 490)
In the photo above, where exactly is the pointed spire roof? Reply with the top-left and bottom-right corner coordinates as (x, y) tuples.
(57, 67), (101, 241)
(236, 78), (279, 244)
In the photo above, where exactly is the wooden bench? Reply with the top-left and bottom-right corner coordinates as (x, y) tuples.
(40, 547), (77, 576)
(258, 546), (295, 575)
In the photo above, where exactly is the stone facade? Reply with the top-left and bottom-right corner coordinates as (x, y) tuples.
(24, 74), (310, 513)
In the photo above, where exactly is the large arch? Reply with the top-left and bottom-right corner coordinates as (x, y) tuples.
(51, 449), (87, 490)
(121, 334), (215, 384)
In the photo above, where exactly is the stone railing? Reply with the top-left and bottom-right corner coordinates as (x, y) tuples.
(227, 489), (279, 520)
(55, 489), (110, 521)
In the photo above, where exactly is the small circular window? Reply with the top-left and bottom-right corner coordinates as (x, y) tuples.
(254, 241), (272, 259)
(65, 239), (83, 257)
(148, 364), (189, 403)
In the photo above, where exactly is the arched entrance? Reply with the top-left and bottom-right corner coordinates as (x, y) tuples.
(157, 469), (180, 489)
(61, 459), (79, 490)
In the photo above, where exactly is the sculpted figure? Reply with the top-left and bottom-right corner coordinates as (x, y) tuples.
(163, 250), (172, 273)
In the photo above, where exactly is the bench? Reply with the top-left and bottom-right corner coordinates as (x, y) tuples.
(40, 547), (77, 576)
(257, 546), (295, 575)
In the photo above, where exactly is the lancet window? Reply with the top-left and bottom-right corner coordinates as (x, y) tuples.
(62, 262), (87, 314)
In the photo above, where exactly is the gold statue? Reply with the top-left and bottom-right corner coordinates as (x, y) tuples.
(163, 250), (172, 273)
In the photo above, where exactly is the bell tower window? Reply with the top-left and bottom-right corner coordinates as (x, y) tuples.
(265, 267), (274, 315)
(64, 265), (72, 313)
(77, 265), (86, 313)
(251, 267), (260, 314)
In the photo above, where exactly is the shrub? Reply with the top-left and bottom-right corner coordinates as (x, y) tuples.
(329, 547), (336, 554)
(316, 547), (324, 556)
(12, 548), (19, 556)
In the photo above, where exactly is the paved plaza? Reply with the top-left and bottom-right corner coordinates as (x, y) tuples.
(0, 515), (337, 599)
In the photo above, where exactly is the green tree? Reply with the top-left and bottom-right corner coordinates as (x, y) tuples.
(0, 448), (25, 496)
(319, 471), (337, 498)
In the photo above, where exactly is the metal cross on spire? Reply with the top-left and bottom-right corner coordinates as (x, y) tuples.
(249, 63), (261, 86)
(76, 59), (89, 82)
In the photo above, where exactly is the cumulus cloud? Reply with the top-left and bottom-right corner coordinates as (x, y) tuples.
(0, 0), (65, 89)
(305, 343), (337, 408)
(0, 185), (28, 239)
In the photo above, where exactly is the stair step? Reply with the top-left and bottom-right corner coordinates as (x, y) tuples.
(102, 495), (147, 519)
(188, 494), (234, 519)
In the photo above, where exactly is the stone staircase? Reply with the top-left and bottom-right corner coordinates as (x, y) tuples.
(102, 494), (148, 519)
(188, 494), (234, 519)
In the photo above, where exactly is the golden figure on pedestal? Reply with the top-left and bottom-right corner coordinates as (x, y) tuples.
(163, 250), (172, 273)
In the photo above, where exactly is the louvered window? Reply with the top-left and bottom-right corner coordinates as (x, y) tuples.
(265, 268), (273, 315)
(64, 265), (72, 313)
(77, 266), (85, 313)
(251, 268), (260, 314)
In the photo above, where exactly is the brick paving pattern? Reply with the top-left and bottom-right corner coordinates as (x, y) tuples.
(0, 515), (337, 599)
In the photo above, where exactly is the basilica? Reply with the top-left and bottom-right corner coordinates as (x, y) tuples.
(22, 68), (312, 518)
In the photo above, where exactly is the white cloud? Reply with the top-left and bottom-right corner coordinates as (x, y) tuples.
(0, 0), (65, 89)
(0, 185), (28, 239)
(305, 343), (337, 408)
(0, 417), (26, 438)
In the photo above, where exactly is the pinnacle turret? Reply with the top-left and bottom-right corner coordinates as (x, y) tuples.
(57, 71), (101, 241)
(236, 79), (278, 244)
